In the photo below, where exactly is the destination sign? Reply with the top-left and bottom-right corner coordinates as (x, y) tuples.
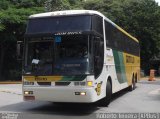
(55, 31), (82, 36)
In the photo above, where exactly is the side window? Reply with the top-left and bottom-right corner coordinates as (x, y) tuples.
(105, 21), (111, 47)
(112, 27), (118, 49)
(94, 36), (104, 79)
(105, 20), (140, 56)
(92, 15), (103, 35)
(136, 43), (140, 56)
(112, 27), (123, 51)
(119, 32), (124, 52)
(121, 33), (126, 52)
(125, 36), (130, 53)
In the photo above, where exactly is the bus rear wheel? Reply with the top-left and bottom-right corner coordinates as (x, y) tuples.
(99, 80), (112, 106)
(128, 76), (136, 91)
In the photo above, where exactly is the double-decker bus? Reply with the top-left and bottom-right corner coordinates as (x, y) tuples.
(23, 10), (140, 106)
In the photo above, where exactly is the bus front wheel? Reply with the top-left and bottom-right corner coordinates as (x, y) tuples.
(99, 80), (112, 106)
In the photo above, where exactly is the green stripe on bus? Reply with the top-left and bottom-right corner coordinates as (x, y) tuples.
(113, 50), (127, 83)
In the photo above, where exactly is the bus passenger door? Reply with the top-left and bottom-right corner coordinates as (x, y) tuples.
(93, 36), (104, 79)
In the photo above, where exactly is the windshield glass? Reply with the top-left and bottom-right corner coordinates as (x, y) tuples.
(24, 35), (92, 75)
(26, 15), (91, 35)
(25, 38), (53, 75)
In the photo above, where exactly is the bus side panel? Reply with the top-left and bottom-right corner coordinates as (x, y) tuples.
(113, 50), (127, 84)
(105, 48), (128, 94)
(123, 53), (140, 86)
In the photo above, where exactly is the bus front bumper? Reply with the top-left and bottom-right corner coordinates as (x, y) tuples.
(23, 86), (98, 103)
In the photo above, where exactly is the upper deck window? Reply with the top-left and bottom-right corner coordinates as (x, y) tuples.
(26, 15), (92, 35)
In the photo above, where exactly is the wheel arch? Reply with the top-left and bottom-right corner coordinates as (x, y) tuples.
(132, 73), (135, 83)
(135, 73), (138, 83)
(106, 76), (112, 93)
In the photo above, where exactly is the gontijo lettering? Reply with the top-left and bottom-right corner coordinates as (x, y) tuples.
(35, 77), (47, 81)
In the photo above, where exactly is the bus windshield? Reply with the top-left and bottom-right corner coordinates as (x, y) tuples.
(24, 35), (92, 76)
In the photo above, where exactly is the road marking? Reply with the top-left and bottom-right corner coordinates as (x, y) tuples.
(0, 90), (22, 95)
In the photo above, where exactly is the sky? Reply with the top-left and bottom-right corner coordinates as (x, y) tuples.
(155, 0), (160, 5)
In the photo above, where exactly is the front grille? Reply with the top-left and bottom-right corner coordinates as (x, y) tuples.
(55, 82), (71, 86)
(37, 82), (51, 86)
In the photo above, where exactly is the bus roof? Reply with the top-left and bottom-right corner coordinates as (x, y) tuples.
(29, 10), (104, 18)
(29, 10), (139, 43)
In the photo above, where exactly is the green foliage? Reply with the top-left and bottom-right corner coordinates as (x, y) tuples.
(0, 22), (5, 31)
(68, 0), (84, 9)
(0, 1), (44, 29)
(83, 0), (104, 10)
(0, 0), (45, 80)
(44, 0), (71, 11)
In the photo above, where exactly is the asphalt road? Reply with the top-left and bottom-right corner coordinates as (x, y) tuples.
(0, 79), (160, 119)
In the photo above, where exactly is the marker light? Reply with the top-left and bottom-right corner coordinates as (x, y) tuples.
(24, 91), (29, 95)
(80, 92), (86, 96)
(24, 91), (33, 95)
(87, 81), (93, 87)
(75, 92), (86, 96)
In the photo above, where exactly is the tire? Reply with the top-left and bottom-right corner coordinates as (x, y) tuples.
(135, 74), (138, 83)
(99, 80), (112, 106)
(128, 77), (136, 91)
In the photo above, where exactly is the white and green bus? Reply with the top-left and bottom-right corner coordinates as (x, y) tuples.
(23, 10), (140, 106)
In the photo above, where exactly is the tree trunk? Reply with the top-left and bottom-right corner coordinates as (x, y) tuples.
(0, 44), (5, 80)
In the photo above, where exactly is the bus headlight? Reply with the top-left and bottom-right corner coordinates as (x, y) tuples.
(80, 92), (86, 96)
(75, 92), (86, 96)
(24, 91), (29, 95)
(24, 91), (33, 95)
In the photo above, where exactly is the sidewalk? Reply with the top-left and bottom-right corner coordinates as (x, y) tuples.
(0, 84), (22, 97)
(140, 76), (160, 80)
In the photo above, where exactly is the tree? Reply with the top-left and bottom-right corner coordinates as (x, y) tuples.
(44, 0), (71, 11)
(0, 0), (44, 80)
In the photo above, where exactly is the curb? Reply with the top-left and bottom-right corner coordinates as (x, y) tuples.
(0, 81), (22, 84)
(140, 77), (160, 81)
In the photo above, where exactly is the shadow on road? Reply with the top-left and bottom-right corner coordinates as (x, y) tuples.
(111, 89), (129, 102)
(28, 103), (99, 116)
(0, 101), (99, 116)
